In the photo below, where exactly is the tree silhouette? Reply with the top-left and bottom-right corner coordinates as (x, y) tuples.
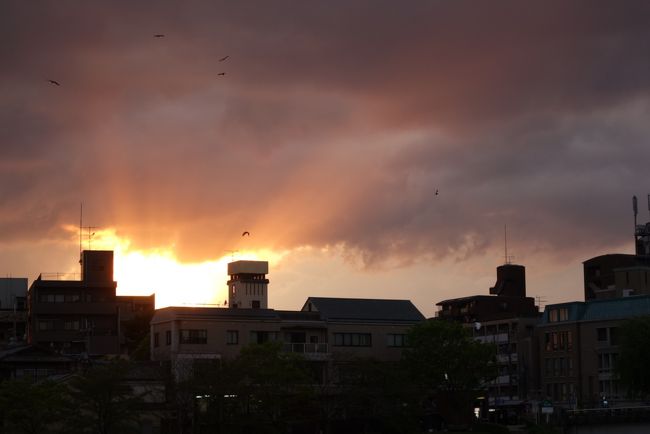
(66, 361), (146, 434)
(617, 316), (650, 397)
(0, 379), (67, 434)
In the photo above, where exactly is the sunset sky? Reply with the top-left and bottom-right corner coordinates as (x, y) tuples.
(2, 1), (650, 316)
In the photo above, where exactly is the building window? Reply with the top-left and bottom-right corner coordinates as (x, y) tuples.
(64, 294), (81, 302)
(39, 294), (55, 303)
(386, 333), (407, 347)
(38, 320), (55, 331)
(250, 331), (279, 344)
(597, 328), (608, 342)
(549, 308), (569, 322)
(545, 331), (573, 351)
(559, 308), (569, 321)
(16, 297), (26, 310)
(165, 330), (172, 345)
(154, 332), (160, 347)
(63, 320), (80, 331)
(180, 329), (207, 344)
(598, 353), (619, 373)
(226, 330), (239, 345)
(333, 333), (372, 347)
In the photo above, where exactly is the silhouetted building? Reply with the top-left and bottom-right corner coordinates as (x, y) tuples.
(583, 196), (650, 301)
(490, 264), (527, 297)
(583, 254), (650, 300)
(0, 344), (76, 381)
(27, 251), (119, 355)
(436, 263), (541, 423)
(27, 250), (155, 357)
(538, 295), (650, 409)
(0, 278), (27, 345)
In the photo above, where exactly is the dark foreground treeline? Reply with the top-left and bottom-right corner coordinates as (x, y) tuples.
(0, 320), (498, 434)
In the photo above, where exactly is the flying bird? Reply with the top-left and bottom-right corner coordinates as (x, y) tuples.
(154, 34), (165, 38)
(242, 231), (250, 237)
(435, 189), (439, 196)
(48, 80), (60, 86)
(217, 72), (226, 76)
(219, 55), (230, 62)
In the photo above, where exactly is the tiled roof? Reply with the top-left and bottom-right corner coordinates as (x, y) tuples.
(541, 295), (650, 324)
(303, 297), (425, 322)
(151, 306), (281, 323)
(582, 295), (650, 321)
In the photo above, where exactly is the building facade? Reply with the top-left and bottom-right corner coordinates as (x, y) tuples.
(538, 295), (650, 409)
(436, 263), (541, 421)
(27, 250), (154, 357)
(0, 278), (27, 345)
(151, 261), (425, 381)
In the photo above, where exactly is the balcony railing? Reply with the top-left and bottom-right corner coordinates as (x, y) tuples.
(39, 272), (81, 281)
(283, 343), (329, 354)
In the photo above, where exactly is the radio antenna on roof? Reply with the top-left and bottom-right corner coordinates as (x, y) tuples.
(503, 224), (514, 264)
(79, 203), (83, 264)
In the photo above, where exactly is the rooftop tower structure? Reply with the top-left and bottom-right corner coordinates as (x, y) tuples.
(227, 260), (269, 309)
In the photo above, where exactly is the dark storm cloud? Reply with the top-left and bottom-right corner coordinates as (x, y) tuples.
(1, 1), (649, 266)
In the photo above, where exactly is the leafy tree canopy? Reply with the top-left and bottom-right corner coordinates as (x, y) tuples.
(66, 360), (145, 434)
(402, 319), (496, 392)
(0, 379), (67, 434)
(616, 316), (650, 397)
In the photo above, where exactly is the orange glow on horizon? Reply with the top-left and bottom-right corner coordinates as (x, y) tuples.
(63, 226), (285, 309)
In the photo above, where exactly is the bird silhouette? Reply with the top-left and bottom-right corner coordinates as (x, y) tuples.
(242, 231), (250, 237)
(154, 34), (165, 38)
(217, 72), (226, 76)
(48, 80), (60, 86)
(219, 55), (230, 62)
(435, 189), (439, 195)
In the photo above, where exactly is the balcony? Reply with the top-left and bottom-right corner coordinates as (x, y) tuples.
(496, 353), (518, 364)
(475, 333), (510, 344)
(283, 343), (330, 360)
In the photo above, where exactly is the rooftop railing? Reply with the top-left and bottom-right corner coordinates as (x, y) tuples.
(39, 273), (81, 281)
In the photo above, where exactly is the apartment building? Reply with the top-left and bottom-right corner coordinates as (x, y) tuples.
(151, 260), (424, 380)
(27, 250), (154, 357)
(538, 295), (650, 408)
(436, 263), (541, 422)
(0, 278), (27, 345)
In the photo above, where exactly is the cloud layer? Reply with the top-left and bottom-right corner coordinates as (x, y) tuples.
(2, 0), (650, 277)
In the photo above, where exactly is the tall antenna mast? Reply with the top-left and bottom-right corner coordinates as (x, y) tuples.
(633, 195), (638, 229)
(79, 203), (83, 264)
(503, 224), (514, 264)
(504, 224), (508, 264)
